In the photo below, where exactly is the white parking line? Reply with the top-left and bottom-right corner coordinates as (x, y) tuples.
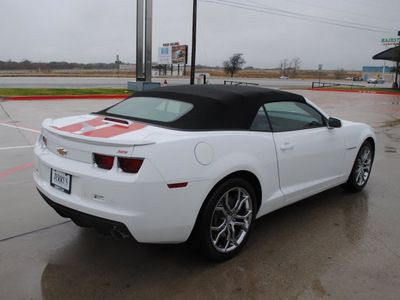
(0, 121), (40, 133)
(0, 145), (34, 150)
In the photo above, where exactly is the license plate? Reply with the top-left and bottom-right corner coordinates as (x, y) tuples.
(50, 169), (71, 194)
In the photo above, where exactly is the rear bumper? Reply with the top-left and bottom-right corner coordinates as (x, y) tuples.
(37, 188), (132, 238)
(34, 144), (214, 244)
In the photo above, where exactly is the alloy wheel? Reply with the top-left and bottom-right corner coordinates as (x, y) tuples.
(210, 187), (253, 253)
(355, 145), (372, 186)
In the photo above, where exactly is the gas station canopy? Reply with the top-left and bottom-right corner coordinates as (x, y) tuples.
(373, 45), (400, 88)
(372, 46), (400, 61)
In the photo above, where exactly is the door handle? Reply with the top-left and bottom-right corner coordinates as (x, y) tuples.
(280, 143), (294, 150)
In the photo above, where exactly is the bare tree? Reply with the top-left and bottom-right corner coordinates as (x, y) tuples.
(279, 57), (301, 78)
(334, 68), (346, 80)
(291, 57), (301, 78)
(279, 58), (290, 77)
(223, 53), (246, 77)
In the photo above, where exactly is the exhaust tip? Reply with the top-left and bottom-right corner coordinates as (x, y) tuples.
(110, 228), (131, 240)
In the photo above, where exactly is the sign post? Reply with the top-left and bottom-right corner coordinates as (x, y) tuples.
(136, 0), (153, 82)
(115, 55), (122, 78)
(129, 0), (160, 91)
(158, 43), (188, 76)
(318, 64), (322, 87)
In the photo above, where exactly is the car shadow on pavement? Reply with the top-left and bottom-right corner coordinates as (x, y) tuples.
(40, 187), (369, 299)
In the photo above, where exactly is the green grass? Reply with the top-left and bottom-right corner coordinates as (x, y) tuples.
(0, 88), (131, 97)
(314, 87), (400, 93)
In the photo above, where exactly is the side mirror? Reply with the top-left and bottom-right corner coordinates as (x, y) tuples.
(328, 117), (342, 129)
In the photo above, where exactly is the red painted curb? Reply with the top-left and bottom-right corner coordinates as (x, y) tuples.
(0, 121), (40, 132)
(0, 162), (34, 179)
(309, 88), (400, 95)
(4, 95), (129, 101)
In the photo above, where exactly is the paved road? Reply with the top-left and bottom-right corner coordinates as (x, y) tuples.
(0, 90), (399, 299)
(0, 76), (393, 90)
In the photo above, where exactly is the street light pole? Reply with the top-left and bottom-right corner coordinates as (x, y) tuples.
(190, 0), (197, 85)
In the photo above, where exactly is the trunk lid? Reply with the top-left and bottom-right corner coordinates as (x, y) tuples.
(42, 114), (157, 164)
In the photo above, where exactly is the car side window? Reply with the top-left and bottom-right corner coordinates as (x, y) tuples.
(250, 106), (271, 132)
(264, 101), (325, 132)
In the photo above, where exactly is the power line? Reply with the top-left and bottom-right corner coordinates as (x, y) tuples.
(207, 0), (396, 32)
(280, 0), (400, 22)
(245, 0), (395, 31)
(199, 0), (397, 34)
(245, 0), (397, 31)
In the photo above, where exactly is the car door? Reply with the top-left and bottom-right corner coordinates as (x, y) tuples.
(264, 101), (346, 204)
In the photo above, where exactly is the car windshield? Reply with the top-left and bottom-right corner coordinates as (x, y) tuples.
(106, 97), (194, 122)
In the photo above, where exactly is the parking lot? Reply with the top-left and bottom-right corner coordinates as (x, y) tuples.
(1, 90), (400, 299)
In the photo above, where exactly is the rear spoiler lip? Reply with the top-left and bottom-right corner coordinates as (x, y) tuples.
(42, 121), (155, 147)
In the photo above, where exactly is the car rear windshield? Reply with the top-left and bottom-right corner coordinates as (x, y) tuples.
(105, 97), (194, 122)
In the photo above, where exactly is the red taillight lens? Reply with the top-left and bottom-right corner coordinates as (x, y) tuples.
(118, 157), (144, 174)
(94, 153), (114, 170)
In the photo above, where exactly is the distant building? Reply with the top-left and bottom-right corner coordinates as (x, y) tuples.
(362, 66), (395, 82)
(120, 64), (136, 72)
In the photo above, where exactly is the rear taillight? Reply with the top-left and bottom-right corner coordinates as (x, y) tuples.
(94, 154), (143, 173)
(94, 153), (114, 170)
(118, 157), (144, 174)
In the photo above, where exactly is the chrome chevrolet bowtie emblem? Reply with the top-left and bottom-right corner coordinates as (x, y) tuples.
(57, 147), (68, 156)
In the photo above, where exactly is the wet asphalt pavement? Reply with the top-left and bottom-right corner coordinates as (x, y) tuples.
(0, 90), (399, 299)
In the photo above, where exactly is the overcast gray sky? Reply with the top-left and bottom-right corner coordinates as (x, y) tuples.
(0, 0), (399, 70)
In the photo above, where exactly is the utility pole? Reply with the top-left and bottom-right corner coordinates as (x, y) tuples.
(190, 0), (197, 85)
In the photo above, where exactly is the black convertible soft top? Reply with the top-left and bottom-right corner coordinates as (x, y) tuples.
(98, 85), (307, 130)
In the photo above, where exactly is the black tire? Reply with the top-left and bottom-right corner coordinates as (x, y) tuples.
(342, 140), (374, 192)
(193, 177), (257, 261)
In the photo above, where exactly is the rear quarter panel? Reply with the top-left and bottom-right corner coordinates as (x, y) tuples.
(131, 130), (283, 216)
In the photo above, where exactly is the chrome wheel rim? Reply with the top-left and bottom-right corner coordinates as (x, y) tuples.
(355, 145), (372, 186)
(210, 187), (253, 253)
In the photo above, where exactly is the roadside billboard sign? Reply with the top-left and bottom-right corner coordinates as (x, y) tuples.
(172, 45), (188, 64)
(158, 46), (172, 64)
(158, 43), (188, 65)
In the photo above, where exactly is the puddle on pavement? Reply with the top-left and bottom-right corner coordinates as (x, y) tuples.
(39, 188), (371, 300)
(385, 146), (398, 153)
(381, 119), (400, 128)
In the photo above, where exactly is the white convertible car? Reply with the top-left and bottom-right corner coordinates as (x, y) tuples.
(34, 85), (375, 260)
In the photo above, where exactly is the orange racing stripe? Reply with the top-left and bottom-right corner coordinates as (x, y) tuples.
(52, 117), (105, 133)
(81, 122), (148, 138)
(51, 116), (148, 138)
